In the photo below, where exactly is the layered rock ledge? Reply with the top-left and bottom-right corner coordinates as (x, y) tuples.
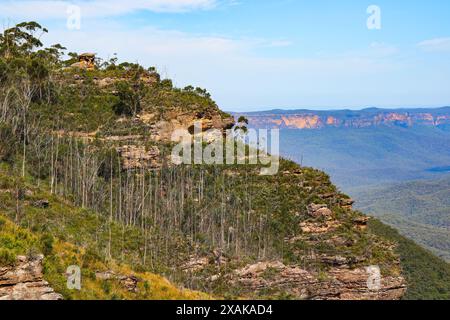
(0, 255), (62, 300)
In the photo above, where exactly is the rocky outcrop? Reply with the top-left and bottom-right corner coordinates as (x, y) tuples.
(181, 257), (210, 273)
(300, 220), (342, 234)
(181, 250), (229, 273)
(340, 198), (355, 210)
(0, 255), (63, 300)
(94, 74), (159, 89)
(139, 109), (234, 143)
(95, 271), (141, 292)
(307, 204), (333, 219)
(353, 216), (370, 231)
(229, 261), (406, 300)
(31, 199), (50, 209)
(70, 53), (96, 70)
(68, 64), (159, 90)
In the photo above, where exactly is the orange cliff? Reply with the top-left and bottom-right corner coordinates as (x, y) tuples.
(233, 108), (450, 130)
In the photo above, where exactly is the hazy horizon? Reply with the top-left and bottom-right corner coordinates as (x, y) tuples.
(227, 105), (450, 113)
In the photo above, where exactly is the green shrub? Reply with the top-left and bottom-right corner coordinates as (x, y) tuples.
(40, 233), (54, 256)
(0, 216), (6, 229)
(0, 248), (16, 266)
(83, 246), (102, 266)
(27, 246), (41, 260)
(101, 280), (112, 295)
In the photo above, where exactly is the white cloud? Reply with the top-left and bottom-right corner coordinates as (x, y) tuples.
(369, 42), (399, 57)
(418, 38), (450, 52)
(36, 20), (410, 109)
(0, 0), (217, 20)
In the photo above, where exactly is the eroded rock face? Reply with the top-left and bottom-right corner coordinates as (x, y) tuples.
(0, 255), (63, 300)
(181, 250), (229, 273)
(230, 261), (406, 300)
(353, 216), (370, 231)
(70, 53), (96, 70)
(116, 145), (161, 170)
(300, 220), (342, 234)
(31, 199), (50, 209)
(140, 109), (235, 143)
(307, 204), (333, 219)
(340, 198), (355, 210)
(181, 257), (210, 273)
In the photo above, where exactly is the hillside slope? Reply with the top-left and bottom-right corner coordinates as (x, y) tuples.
(1, 21), (450, 300)
(369, 219), (450, 300)
(0, 168), (209, 300)
(355, 176), (450, 261)
(3, 162), (450, 300)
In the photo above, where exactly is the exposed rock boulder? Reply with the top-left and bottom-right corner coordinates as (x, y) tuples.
(140, 73), (159, 86)
(340, 198), (355, 210)
(181, 250), (229, 273)
(320, 192), (336, 200)
(307, 204), (333, 219)
(95, 77), (116, 88)
(282, 169), (304, 177)
(353, 216), (370, 230)
(0, 255), (63, 300)
(325, 236), (355, 247)
(31, 199), (50, 209)
(321, 268), (406, 300)
(181, 257), (210, 273)
(93, 73), (158, 89)
(300, 220), (342, 234)
(303, 254), (366, 267)
(70, 53), (96, 70)
(138, 109), (235, 143)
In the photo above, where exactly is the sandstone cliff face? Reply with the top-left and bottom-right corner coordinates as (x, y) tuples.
(111, 109), (234, 170)
(231, 261), (406, 300)
(0, 255), (62, 300)
(185, 256), (406, 300)
(234, 108), (450, 130)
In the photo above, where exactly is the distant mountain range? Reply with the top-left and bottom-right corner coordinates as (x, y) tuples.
(233, 107), (450, 130)
(234, 106), (450, 188)
(235, 106), (450, 264)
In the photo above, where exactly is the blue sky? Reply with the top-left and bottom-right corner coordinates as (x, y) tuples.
(1, 0), (450, 111)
